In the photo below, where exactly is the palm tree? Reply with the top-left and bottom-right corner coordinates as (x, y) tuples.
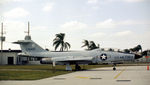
(137, 45), (142, 52)
(108, 48), (114, 51)
(130, 45), (142, 53)
(142, 50), (148, 56)
(64, 42), (71, 51)
(82, 40), (90, 50)
(124, 49), (130, 53)
(82, 40), (99, 50)
(53, 33), (71, 51)
(89, 41), (99, 50)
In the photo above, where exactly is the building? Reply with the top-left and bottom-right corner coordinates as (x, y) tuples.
(0, 50), (21, 65)
(0, 49), (41, 65)
(0, 22), (41, 65)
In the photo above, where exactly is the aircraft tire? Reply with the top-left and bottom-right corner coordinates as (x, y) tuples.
(113, 67), (116, 71)
(75, 64), (81, 71)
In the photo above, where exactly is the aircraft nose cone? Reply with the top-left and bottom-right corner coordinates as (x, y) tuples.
(134, 54), (142, 59)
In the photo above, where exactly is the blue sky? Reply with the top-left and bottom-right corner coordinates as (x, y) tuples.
(0, 0), (150, 51)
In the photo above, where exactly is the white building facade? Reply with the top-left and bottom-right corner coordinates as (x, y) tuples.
(0, 50), (41, 65)
(0, 50), (21, 65)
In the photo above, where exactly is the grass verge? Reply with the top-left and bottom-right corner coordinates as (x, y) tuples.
(0, 70), (71, 80)
(1, 63), (145, 80)
(0, 64), (112, 80)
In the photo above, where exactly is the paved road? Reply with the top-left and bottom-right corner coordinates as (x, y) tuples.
(0, 66), (150, 85)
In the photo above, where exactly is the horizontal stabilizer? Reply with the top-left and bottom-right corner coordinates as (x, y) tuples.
(13, 40), (32, 44)
(13, 40), (46, 53)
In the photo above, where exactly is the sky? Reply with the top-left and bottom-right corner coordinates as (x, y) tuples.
(0, 0), (150, 51)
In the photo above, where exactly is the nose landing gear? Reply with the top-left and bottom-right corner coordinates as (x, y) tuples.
(113, 64), (116, 71)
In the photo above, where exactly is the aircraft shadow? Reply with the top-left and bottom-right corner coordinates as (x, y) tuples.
(82, 69), (123, 71)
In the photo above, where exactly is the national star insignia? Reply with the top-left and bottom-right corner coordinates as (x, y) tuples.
(100, 54), (107, 60)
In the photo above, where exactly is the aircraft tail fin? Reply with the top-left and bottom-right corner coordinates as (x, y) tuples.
(13, 40), (46, 53)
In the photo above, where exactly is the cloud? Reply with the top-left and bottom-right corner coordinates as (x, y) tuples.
(96, 19), (117, 29)
(3, 7), (30, 18)
(108, 0), (147, 3)
(2, 20), (26, 49)
(32, 26), (48, 31)
(61, 21), (87, 32)
(87, 0), (98, 4)
(87, 0), (146, 5)
(0, 0), (25, 4)
(96, 19), (149, 29)
(92, 18), (150, 49)
(112, 31), (150, 50)
(114, 30), (133, 37)
(123, 0), (146, 3)
(43, 3), (54, 12)
(87, 30), (133, 41)
(4, 20), (26, 31)
(87, 0), (100, 10)
(90, 32), (106, 38)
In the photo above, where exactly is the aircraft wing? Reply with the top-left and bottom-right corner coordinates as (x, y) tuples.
(17, 53), (30, 57)
(51, 56), (93, 63)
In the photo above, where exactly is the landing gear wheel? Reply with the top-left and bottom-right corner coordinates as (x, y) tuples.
(113, 67), (116, 71)
(78, 66), (81, 70)
(113, 63), (116, 71)
(75, 64), (81, 71)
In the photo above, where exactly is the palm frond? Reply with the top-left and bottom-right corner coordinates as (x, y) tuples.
(64, 43), (68, 51)
(53, 40), (60, 46)
(55, 33), (65, 41)
(82, 40), (89, 49)
(65, 42), (71, 48)
(53, 37), (59, 41)
(54, 41), (61, 51)
(63, 42), (71, 51)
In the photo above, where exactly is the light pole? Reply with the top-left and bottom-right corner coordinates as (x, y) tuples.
(0, 23), (5, 65)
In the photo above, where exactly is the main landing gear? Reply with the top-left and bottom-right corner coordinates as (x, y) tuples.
(65, 64), (81, 71)
(75, 64), (81, 71)
(113, 64), (116, 71)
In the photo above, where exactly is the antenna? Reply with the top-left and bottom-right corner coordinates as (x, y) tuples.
(0, 22), (5, 64)
(25, 21), (30, 36)
(28, 21), (30, 36)
(24, 21), (31, 40)
(1, 23), (3, 36)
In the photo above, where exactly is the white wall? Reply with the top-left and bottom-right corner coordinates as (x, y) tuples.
(0, 52), (18, 65)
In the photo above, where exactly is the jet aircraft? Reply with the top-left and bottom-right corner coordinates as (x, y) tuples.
(13, 35), (142, 71)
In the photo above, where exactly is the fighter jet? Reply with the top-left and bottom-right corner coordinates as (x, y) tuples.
(13, 35), (142, 71)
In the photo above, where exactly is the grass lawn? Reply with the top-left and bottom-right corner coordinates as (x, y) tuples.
(0, 65), (70, 80)
(0, 64), (112, 80)
(1, 63), (145, 80)
(0, 70), (71, 80)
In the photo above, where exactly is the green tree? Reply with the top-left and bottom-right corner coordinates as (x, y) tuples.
(142, 50), (148, 56)
(82, 40), (99, 50)
(89, 41), (99, 50)
(108, 48), (114, 51)
(82, 40), (90, 50)
(130, 45), (142, 53)
(124, 49), (130, 53)
(53, 33), (71, 51)
(137, 45), (142, 52)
